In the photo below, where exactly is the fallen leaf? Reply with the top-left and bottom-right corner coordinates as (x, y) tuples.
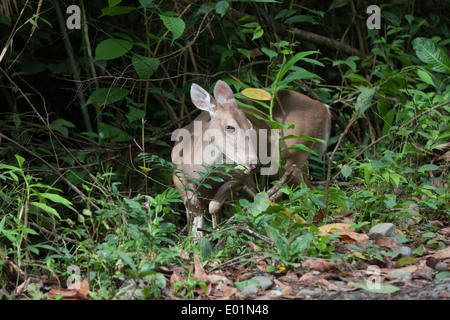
(48, 279), (89, 300)
(285, 270), (298, 281)
(193, 254), (207, 281)
(398, 265), (418, 273)
(430, 247), (450, 259)
(439, 289), (450, 298)
(249, 48), (264, 57)
(68, 279), (89, 296)
(215, 282), (241, 298)
(170, 271), (182, 289)
(318, 223), (354, 234)
(351, 281), (400, 294)
(318, 279), (357, 292)
(302, 258), (335, 272)
(439, 227), (450, 236)
(375, 237), (398, 249)
(206, 274), (232, 285)
(318, 223), (369, 243)
(298, 271), (317, 282)
(438, 150), (450, 161)
(247, 241), (261, 251)
(14, 277), (44, 295)
(340, 232), (369, 243)
(395, 256), (418, 268)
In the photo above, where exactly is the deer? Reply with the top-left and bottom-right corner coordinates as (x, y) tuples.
(171, 80), (331, 238)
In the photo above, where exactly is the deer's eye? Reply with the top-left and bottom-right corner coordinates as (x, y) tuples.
(225, 125), (235, 133)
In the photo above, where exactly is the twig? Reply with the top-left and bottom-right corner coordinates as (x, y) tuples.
(266, 164), (298, 200)
(353, 101), (450, 160)
(324, 108), (361, 206)
(0, 132), (100, 212)
(330, 100), (450, 181)
(235, 226), (273, 245)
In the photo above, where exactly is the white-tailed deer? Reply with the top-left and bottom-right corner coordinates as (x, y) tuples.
(171, 80), (331, 238)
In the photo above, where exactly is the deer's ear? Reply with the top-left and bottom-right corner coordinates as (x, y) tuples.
(191, 83), (216, 114)
(214, 80), (235, 104)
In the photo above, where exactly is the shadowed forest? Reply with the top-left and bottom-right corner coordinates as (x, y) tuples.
(0, 0), (449, 301)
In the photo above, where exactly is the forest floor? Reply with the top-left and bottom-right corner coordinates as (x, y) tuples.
(157, 219), (450, 300)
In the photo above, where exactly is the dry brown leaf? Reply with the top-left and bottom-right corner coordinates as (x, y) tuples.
(431, 246), (450, 259)
(205, 274), (232, 286)
(68, 279), (89, 296)
(193, 254), (207, 281)
(48, 279), (89, 300)
(398, 265), (418, 273)
(298, 271), (317, 282)
(302, 258), (335, 272)
(14, 277), (43, 295)
(318, 279), (357, 292)
(285, 270), (298, 281)
(438, 150), (450, 161)
(340, 232), (369, 243)
(375, 237), (398, 249)
(170, 271), (182, 289)
(247, 241), (262, 251)
(439, 227), (450, 236)
(318, 223), (354, 234)
(439, 290), (450, 298)
(249, 48), (264, 57)
(256, 259), (267, 271)
(318, 222), (369, 243)
(215, 282), (243, 299)
(48, 288), (88, 300)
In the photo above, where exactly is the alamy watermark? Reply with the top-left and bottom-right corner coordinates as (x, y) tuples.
(66, 5), (81, 30)
(366, 5), (381, 30)
(366, 265), (382, 290)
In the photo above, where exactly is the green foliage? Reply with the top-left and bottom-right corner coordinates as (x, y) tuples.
(1, 0), (449, 299)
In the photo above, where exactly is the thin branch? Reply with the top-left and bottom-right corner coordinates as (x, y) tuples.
(332, 100), (450, 181)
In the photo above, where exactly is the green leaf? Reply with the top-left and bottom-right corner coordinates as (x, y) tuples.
(237, 48), (251, 60)
(435, 271), (450, 281)
(132, 55), (160, 79)
(0, 163), (21, 172)
(39, 193), (76, 212)
(279, 67), (322, 86)
(418, 164), (439, 172)
(31, 202), (61, 219)
(262, 47), (277, 60)
(341, 164), (352, 179)
(100, 6), (135, 17)
(234, 279), (260, 292)
(412, 37), (450, 74)
(352, 281), (400, 294)
(329, 0), (351, 10)
(278, 51), (319, 81)
(94, 38), (133, 61)
(85, 87), (130, 106)
(417, 69), (435, 87)
(50, 118), (76, 137)
(355, 87), (375, 116)
(216, 1), (230, 17)
(159, 14), (185, 42)
(284, 15), (318, 25)
(344, 73), (372, 86)
(252, 26), (264, 40)
(15, 155), (25, 169)
(412, 244), (424, 256)
(247, 192), (270, 217)
(99, 123), (133, 142)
